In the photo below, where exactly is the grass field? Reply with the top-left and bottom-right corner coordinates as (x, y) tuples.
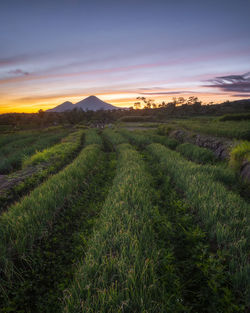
(0, 124), (248, 312)
(168, 118), (250, 140)
(0, 127), (70, 174)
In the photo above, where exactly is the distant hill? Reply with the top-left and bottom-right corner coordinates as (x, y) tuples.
(46, 101), (75, 112)
(47, 96), (119, 112)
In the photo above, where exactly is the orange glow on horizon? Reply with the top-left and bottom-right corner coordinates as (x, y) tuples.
(0, 93), (247, 114)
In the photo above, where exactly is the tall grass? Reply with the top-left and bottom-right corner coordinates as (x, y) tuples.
(175, 119), (250, 140)
(0, 129), (69, 174)
(0, 130), (40, 149)
(229, 141), (250, 170)
(176, 142), (216, 164)
(102, 128), (128, 149)
(118, 129), (178, 149)
(0, 143), (102, 282)
(84, 129), (103, 146)
(118, 129), (152, 148)
(147, 143), (249, 302)
(218, 113), (250, 122)
(145, 152), (244, 311)
(63, 144), (183, 312)
(22, 130), (84, 168)
(0, 147), (117, 313)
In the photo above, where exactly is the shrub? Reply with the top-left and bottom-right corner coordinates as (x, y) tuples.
(157, 124), (173, 136)
(229, 141), (250, 170)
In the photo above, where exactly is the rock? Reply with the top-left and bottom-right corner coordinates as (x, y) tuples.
(169, 129), (232, 160)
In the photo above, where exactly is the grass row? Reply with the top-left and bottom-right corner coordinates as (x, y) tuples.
(147, 143), (249, 304)
(145, 151), (244, 312)
(84, 128), (103, 146)
(0, 130), (85, 212)
(0, 141), (102, 283)
(118, 129), (245, 194)
(63, 144), (183, 312)
(217, 112), (250, 122)
(173, 118), (250, 140)
(102, 128), (128, 149)
(176, 142), (216, 164)
(0, 128), (70, 174)
(119, 128), (221, 165)
(0, 148), (116, 313)
(118, 128), (178, 149)
(22, 130), (84, 168)
(0, 128), (52, 149)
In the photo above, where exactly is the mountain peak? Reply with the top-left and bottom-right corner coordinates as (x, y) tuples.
(75, 96), (117, 111)
(86, 95), (98, 99)
(47, 95), (119, 112)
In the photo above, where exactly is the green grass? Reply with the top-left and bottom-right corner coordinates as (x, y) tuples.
(22, 130), (84, 168)
(63, 144), (184, 312)
(147, 143), (249, 304)
(145, 152), (244, 312)
(0, 130), (36, 148)
(118, 129), (179, 149)
(229, 141), (250, 170)
(218, 113), (250, 122)
(84, 128), (103, 146)
(0, 142), (102, 282)
(176, 142), (216, 164)
(0, 129), (69, 174)
(173, 118), (250, 140)
(0, 130), (86, 213)
(0, 149), (117, 313)
(103, 128), (128, 149)
(118, 129), (152, 148)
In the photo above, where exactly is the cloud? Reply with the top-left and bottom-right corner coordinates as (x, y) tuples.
(139, 91), (199, 95)
(231, 93), (250, 97)
(206, 72), (250, 93)
(0, 55), (29, 67)
(8, 69), (30, 76)
(137, 87), (165, 91)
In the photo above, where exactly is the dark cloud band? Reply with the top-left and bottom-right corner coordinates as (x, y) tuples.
(207, 72), (250, 93)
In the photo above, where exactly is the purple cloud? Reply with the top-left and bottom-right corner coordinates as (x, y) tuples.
(231, 93), (250, 97)
(8, 69), (30, 76)
(206, 72), (250, 93)
(139, 91), (199, 95)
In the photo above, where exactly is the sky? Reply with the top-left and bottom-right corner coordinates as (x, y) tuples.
(0, 0), (250, 113)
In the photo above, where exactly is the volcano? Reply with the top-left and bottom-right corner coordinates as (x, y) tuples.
(47, 96), (119, 112)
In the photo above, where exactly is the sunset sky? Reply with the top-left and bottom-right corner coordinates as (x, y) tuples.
(0, 0), (250, 113)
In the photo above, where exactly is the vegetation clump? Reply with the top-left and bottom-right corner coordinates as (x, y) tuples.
(176, 142), (216, 164)
(229, 141), (250, 170)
